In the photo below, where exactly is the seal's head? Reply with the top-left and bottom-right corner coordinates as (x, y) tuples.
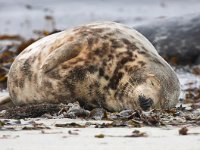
(114, 53), (180, 111)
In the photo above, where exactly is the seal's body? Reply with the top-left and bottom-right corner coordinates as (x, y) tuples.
(7, 22), (180, 111)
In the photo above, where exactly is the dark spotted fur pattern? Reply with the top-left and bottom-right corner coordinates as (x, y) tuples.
(8, 22), (180, 111)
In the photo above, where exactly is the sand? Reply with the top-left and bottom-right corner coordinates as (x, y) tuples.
(0, 118), (200, 150)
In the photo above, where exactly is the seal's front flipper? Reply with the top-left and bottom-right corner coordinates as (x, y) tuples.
(0, 95), (14, 111)
(41, 40), (87, 73)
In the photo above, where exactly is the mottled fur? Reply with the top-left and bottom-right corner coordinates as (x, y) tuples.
(7, 22), (180, 111)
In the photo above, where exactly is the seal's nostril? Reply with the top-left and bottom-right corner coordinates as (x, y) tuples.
(138, 95), (153, 111)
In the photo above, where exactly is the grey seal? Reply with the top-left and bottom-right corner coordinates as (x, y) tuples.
(4, 22), (180, 111)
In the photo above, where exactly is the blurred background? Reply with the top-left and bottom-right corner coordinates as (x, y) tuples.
(1, 0), (200, 38)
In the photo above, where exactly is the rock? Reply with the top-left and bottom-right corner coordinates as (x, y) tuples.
(135, 14), (200, 65)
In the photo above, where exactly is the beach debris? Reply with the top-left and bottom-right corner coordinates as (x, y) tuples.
(3, 103), (63, 119)
(89, 108), (107, 120)
(63, 102), (90, 119)
(0, 135), (19, 139)
(0, 119), (50, 131)
(192, 65), (200, 75)
(94, 130), (147, 138)
(41, 130), (63, 134)
(0, 120), (5, 127)
(179, 127), (200, 136)
(124, 130), (148, 137)
(1, 101), (200, 128)
(95, 134), (105, 138)
(116, 109), (135, 119)
(68, 130), (79, 135)
(55, 122), (85, 128)
(179, 127), (188, 135)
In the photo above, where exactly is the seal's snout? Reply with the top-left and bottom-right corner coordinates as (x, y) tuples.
(130, 75), (161, 111)
(138, 95), (154, 111)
